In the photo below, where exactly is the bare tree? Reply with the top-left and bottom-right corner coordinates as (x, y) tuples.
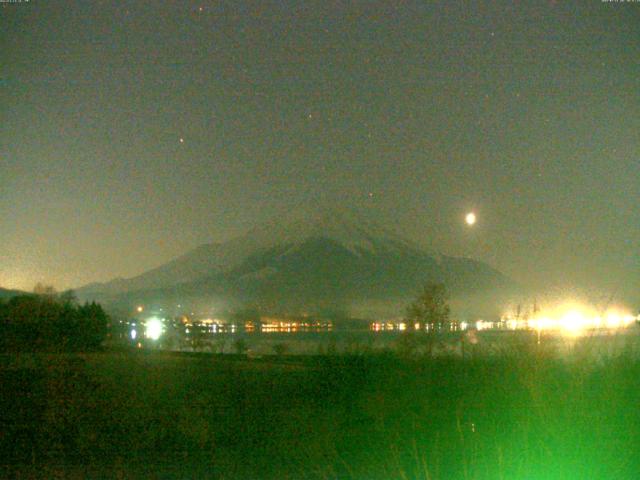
(33, 283), (57, 296)
(405, 282), (451, 331)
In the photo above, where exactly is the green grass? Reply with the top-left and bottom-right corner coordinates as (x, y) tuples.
(1, 347), (640, 479)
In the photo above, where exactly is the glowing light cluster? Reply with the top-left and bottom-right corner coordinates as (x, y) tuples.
(370, 322), (403, 331)
(502, 303), (638, 337)
(145, 317), (164, 340)
(476, 320), (495, 331)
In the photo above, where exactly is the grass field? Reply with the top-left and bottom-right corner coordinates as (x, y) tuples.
(2, 345), (640, 479)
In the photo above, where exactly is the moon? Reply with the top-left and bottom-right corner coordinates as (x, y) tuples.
(465, 212), (476, 226)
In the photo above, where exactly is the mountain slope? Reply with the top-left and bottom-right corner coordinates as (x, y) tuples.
(80, 206), (421, 295)
(80, 243), (226, 296)
(77, 206), (516, 317)
(190, 236), (507, 313)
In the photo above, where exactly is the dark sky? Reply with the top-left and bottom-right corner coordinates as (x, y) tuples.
(2, 1), (639, 302)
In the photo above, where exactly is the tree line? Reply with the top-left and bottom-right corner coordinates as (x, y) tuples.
(0, 290), (109, 352)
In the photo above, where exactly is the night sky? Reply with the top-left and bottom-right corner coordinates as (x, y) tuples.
(2, 1), (639, 303)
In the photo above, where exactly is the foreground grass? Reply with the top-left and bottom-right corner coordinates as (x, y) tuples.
(1, 347), (640, 479)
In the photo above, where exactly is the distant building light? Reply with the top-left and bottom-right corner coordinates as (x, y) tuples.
(145, 318), (164, 340)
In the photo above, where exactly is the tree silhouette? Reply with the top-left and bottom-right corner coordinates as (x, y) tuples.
(0, 294), (109, 352)
(33, 283), (57, 296)
(405, 282), (451, 331)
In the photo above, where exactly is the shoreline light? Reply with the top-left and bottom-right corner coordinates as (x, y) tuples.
(145, 318), (164, 340)
(501, 303), (638, 336)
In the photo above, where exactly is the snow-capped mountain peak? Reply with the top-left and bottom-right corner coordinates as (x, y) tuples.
(238, 205), (420, 256)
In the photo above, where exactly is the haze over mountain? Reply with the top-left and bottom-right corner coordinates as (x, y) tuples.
(78, 207), (517, 319)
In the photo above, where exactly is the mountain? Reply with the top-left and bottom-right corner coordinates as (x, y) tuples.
(77, 206), (517, 318)
(79, 242), (226, 296)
